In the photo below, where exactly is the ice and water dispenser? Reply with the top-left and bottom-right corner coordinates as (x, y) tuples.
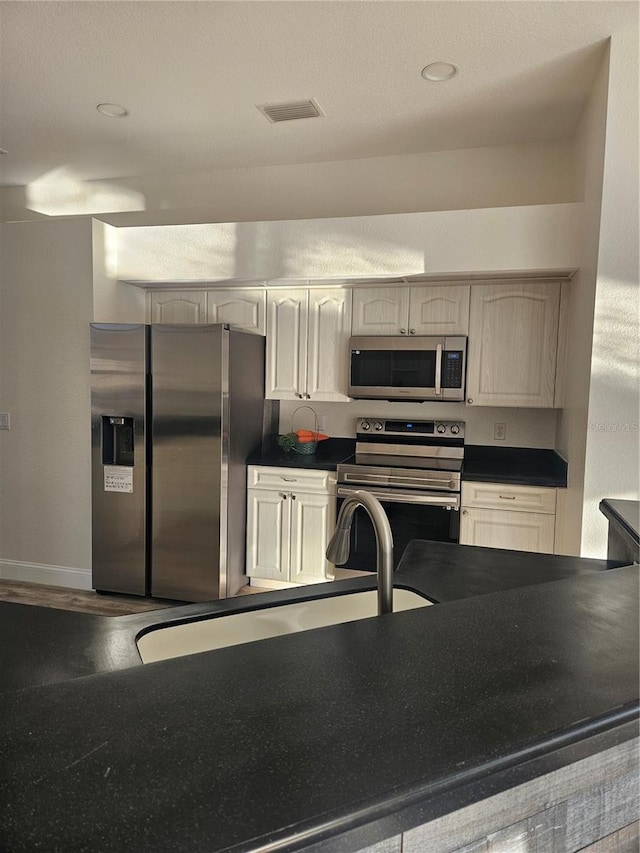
(101, 416), (135, 467)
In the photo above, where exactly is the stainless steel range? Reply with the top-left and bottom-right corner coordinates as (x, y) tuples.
(336, 418), (464, 571)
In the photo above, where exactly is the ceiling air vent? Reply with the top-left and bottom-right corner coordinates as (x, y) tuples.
(257, 99), (324, 123)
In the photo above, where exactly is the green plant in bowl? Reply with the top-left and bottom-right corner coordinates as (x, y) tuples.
(277, 432), (298, 452)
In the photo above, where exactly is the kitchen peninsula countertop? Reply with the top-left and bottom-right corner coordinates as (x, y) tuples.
(0, 546), (637, 852)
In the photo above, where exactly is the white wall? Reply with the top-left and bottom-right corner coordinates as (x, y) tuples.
(0, 218), (94, 587)
(115, 204), (582, 283)
(1, 140), (578, 226)
(556, 25), (640, 559)
(581, 27), (640, 557)
(280, 400), (558, 448)
(554, 50), (609, 555)
(92, 220), (145, 323)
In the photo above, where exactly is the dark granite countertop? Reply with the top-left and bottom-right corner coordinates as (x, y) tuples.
(248, 440), (568, 487)
(247, 437), (355, 470)
(0, 546), (637, 852)
(395, 540), (625, 602)
(600, 498), (640, 545)
(463, 445), (567, 487)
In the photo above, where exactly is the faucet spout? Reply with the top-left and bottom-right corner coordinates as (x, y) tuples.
(326, 490), (394, 615)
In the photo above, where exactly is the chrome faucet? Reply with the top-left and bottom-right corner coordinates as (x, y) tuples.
(326, 489), (394, 615)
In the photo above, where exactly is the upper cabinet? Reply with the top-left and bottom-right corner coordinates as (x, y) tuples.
(466, 282), (560, 408)
(149, 289), (265, 332)
(149, 291), (207, 323)
(206, 289), (265, 334)
(266, 289), (352, 402)
(352, 284), (470, 336)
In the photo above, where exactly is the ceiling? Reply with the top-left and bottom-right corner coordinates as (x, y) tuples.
(0, 1), (634, 188)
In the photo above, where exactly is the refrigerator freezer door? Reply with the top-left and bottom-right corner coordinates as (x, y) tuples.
(90, 324), (149, 595)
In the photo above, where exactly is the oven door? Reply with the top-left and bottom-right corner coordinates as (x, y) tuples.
(336, 485), (460, 571)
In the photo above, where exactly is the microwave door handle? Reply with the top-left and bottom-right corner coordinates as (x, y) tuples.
(435, 343), (443, 396)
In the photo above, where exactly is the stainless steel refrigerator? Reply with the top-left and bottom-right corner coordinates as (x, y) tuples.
(90, 323), (265, 601)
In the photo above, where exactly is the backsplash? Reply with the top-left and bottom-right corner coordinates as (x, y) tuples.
(279, 400), (559, 448)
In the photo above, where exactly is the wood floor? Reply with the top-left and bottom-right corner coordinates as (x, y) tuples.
(0, 569), (367, 616)
(0, 579), (267, 617)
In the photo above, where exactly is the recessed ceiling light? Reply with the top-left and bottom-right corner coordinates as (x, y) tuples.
(421, 62), (458, 82)
(96, 103), (129, 118)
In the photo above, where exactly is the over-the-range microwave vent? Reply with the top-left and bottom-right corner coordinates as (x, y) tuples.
(257, 99), (324, 123)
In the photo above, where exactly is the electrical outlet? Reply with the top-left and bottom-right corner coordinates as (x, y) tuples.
(0, 412), (10, 430)
(494, 422), (506, 441)
(316, 414), (325, 432)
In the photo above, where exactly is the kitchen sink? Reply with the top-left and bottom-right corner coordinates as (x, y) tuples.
(136, 588), (433, 663)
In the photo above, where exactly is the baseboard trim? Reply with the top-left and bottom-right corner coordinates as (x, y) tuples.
(0, 559), (92, 590)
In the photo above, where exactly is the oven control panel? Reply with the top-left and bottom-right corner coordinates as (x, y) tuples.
(357, 419), (465, 439)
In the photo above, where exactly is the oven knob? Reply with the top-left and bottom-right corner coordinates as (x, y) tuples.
(361, 420), (371, 431)
(374, 421), (383, 431)
(436, 424), (446, 434)
(450, 424), (460, 435)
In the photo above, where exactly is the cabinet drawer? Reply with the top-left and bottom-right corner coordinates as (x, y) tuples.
(461, 482), (556, 514)
(248, 466), (336, 494)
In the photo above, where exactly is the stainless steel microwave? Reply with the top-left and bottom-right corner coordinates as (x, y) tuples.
(348, 336), (467, 401)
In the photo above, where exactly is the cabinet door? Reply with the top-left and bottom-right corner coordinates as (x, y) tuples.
(266, 291), (308, 400)
(246, 488), (290, 581)
(306, 289), (352, 402)
(409, 285), (470, 335)
(460, 507), (555, 554)
(466, 283), (560, 407)
(149, 291), (207, 323)
(207, 290), (265, 334)
(289, 491), (335, 584)
(351, 287), (410, 335)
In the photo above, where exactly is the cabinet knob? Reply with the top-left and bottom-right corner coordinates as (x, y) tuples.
(305, 394), (311, 400)
(280, 493), (287, 499)
(400, 328), (407, 335)
(291, 495), (297, 500)
(467, 397), (474, 404)
(410, 328), (416, 335)
(297, 393), (304, 399)
(462, 509), (468, 516)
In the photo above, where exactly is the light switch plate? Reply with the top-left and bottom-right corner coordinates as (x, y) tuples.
(0, 413), (10, 430)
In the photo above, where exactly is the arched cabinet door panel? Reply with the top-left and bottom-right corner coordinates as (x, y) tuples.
(351, 287), (410, 335)
(149, 291), (207, 324)
(207, 290), (265, 334)
(466, 282), (560, 408)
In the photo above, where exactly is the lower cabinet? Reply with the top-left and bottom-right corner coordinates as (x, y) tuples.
(459, 482), (556, 554)
(246, 466), (336, 586)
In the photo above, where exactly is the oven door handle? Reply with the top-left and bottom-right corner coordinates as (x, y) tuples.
(342, 471), (459, 490)
(337, 485), (460, 508)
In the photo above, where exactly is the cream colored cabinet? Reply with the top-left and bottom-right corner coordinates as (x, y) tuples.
(206, 289), (265, 334)
(351, 284), (470, 336)
(459, 482), (556, 554)
(149, 290), (207, 323)
(246, 466), (336, 586)
(266, 289), (351, 402)
(466, 282), (560, 407)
